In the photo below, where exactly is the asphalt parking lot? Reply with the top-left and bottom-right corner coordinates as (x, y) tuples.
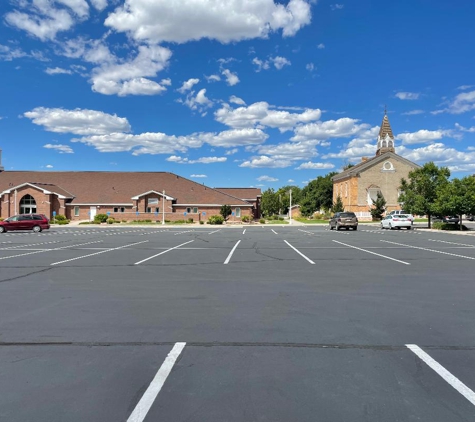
(1, 225), (475, 422)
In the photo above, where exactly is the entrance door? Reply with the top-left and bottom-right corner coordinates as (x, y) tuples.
(89, 206), (97, 221)
(19, 194), (37, 214)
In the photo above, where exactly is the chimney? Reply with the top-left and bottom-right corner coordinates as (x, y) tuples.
(0, 149), (4, 171)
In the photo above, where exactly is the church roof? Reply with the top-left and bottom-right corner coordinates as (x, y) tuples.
(378, 114), (394, 140)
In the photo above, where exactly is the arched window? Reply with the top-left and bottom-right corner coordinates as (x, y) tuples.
(20, 194), (37, 214)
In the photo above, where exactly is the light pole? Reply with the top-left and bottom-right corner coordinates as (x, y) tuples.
(289, 189), (292, 225)
(162, 190), (165, 225)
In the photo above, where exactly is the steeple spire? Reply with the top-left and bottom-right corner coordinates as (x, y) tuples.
(376, 112), (395, 156)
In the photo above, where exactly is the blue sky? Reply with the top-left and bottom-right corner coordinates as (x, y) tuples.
(1, 0), (475, 189)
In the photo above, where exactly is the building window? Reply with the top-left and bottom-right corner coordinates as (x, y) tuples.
(186, 207), (191, 213)
(74, 206), (80, 217)
(148, 198), (159, 205)
(114, 207), (125, 213)
(235, 207), (241, 217)
(382, 161), (395, 172)
(20, 194), (37, 214)
(367, 188), (381, 206)
(146, 207), (151, 213)
(193, 207), (198, 213)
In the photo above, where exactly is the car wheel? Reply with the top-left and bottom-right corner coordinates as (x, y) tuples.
(329, 225), (333, 230)
(407, 226), (411, 230)
(336, 225), (340, 231)
(353, 226), (357, 231)
(0, 226), (5, 233)
(389, 223), (393, 230)
(32, 225), (42, 233)
(345, 227), (349, 231)
(381, 224), (384, 230)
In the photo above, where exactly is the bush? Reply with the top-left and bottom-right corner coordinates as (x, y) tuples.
(187, 217), (194, 223)
(94, 213), (109, 223)
(54, 214), (67, 221)
(0, 218), (4, 221)
(106, 218), (115, 224)
(199, 220), (204, 224)
(208, 215), (224, 225)
(432, 222), (468, 231)
(259, 218), (265, 224)
(241, 215), (250, 223)
(79, 221), (91, 225)
(55, 219), (70, 225)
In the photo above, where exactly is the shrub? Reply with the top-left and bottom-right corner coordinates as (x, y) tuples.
(199, 220), (204, 224)
(432, 222), (468, 231)
(241, 215), (250, 223)
(56, 219), (70, 225)
(259, 218), (265, 224)
(94, 213), (108, 223)
(79, 221), (90, 225)
(122, 219), (127, 223)
(187, 217), (194, 223)
(54, 214), (67, 221)
(208, 215), (224, 224)
(0, 218), (4, 221)
(106, 218), (115, 224)
(278, 217), (284, 221)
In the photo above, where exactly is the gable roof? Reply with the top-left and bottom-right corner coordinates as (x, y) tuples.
(0, 171), (253, 206)
(378, 114), (394, 140)
(1, 182), (74, 198)
(214, 187), (262, 201)
(332, 152), (421, 182)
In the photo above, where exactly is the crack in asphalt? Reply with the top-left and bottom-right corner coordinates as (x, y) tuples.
(0, 341), (474, 350)
(0, 266), (55, 283)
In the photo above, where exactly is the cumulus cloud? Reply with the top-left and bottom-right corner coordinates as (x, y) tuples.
(295, 162), (335, 170)
(271, 56), (291, 70)
(166, 156), (227, 164)
(182, 88), (213, 111)
(240, 155), (293, 168)
(257, 175), (278, 182)
(291, 118), (371, 142)
(330, 4), (344, 10)
(46, 164), (54, 168)
(43, 144), (74, 154)
(433, 90), (475, 114)
(205, 74), (221, 82)
(0, 44), (28, 61)
(398, 143), (475, 166)
(215, 101), (321, 131)
(317, 43), (325, 49)
(306, 63), (315, 72)
(401, 110), (425, 116)
(45, 67), (73, 75)
(190, 174), (207, 178)
(178, 78), (200, 93)
(105, 0), (312, 44)
(253, 141), (318, 161)
(222, 69), (240, 86)
(25, 107), (131, 135)
(252, 57), (270, 72)
(396, 129), (451, 145)
(90, 0), (107, 11)
(229, 95), (246, 105)
(395, 92), (420, 100)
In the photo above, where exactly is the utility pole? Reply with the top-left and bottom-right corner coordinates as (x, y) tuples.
(289, 189), (292, 225)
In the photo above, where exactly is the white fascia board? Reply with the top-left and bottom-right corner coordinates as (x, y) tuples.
(175, 203), (252, 207)
(66, 203), (133, 206)
(131, 190), (174, 200)
(0, 182), (71, 199)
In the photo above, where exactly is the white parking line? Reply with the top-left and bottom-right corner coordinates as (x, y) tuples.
(243, 229), (246, 234)
(51, 240), (149, 266)
(406, 344), (475, 407)
(0, 241), (103, 261)
(127, 342), (186, 422)
(428, 239), (475, 247)
(271, 229), (278, 235)
(224, 240), (241, 264)
(208, 229), (221, 235)
(134, 240), (194, 265)
(298, 229), (317, 236)
(333, 240), (411, 265)
(381, 240), (475, 260)
(284, 240), (315, 264)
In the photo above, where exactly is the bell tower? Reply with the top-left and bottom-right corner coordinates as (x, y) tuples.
(376, 110), (395, 156)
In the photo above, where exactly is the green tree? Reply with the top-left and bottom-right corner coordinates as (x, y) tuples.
(434, 176), (475, 230)
(300, 172), (337, 217)
(260, 188), (279, 217)
(399, 162), (450, 228)
(276, 185), (302, 215)
(369, 192), (386, 221)
(332, 195), (344, 213)
(220, 204), (232, 221)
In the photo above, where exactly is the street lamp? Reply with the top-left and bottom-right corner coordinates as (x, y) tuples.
(289, 189), (292, 225)
(162, 190), (165, 225)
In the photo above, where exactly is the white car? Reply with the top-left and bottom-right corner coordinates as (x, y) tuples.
(388, 210), (414, 223)
(381, 214), (412, 230)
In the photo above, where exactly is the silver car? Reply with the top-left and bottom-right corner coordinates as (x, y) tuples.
(329, 212), (358, 231)
(381, 214), (412, 230)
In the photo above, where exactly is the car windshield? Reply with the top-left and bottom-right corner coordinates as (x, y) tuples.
(397, 215), (408, 218)
(340, 213), (356, 218)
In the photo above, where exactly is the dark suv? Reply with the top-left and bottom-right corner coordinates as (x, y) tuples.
(0, 214), (50, 233)
(329, 212), (358, 231)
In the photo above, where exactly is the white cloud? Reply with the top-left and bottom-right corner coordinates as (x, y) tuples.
(295, 162), (335, 170)
(434, 90), (475, 114)
(455, 123), (475, 133)
(396, 129), (451, 145)
(90, 0), (107, 11)
(252, 57), (270, 72)
(197, 128), (268, 147)
(240, 155), (293, 168)
(166, 156), (227, 164)
(398, 143), (475, 166)
(43, 143), (74, 154)
(222, 69), (240, 86)
(225, 148), (239, 155)
(317, 43), (325, 49)
(288, 179), (295, 182)
(90, 44), (172, 96)
(253, 141), (318, 161)
(402, 110), (425, 115)
(229, 95), (246, 105)
(160, 78), (172, 86)
(46, 164), (54, 168)
(25, 107), (131, 135)
(190, 174), (207, 178)
(271, 56), (291, 70)
(215, 101), (321, 131)
(321, 127), (380, 160)
(395, 92), (420, 100)
(257, 175), (278, 182)
(306, 63), (315, 72)
(457, 85), (474, 91)
(0, 44), (28, 61)
(206, 74), (221, 82)
(45, 67), (73, 75)
(105, 0), (312, 44)
(183, 88), (213, 111)
(330, 4), (344, 10)
(291, 118), (371, 142)
(178, 78), (200, 93)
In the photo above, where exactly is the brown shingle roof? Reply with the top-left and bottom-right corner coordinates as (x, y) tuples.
(214, 187), (262, 201)
(378, 114), (394, 140)
(0, 171), (253, 206)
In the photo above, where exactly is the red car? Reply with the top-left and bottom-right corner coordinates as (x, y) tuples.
(0, 214), (50, 233)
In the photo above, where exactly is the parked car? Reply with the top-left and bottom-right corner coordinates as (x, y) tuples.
(329, 212), (358, 231)
(465, 215), (474, 221)
(381, 214), (412, 230)
(0, 214), (50, 233)
(387, 210), (414, 223)
(433, 215), (459, 224)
